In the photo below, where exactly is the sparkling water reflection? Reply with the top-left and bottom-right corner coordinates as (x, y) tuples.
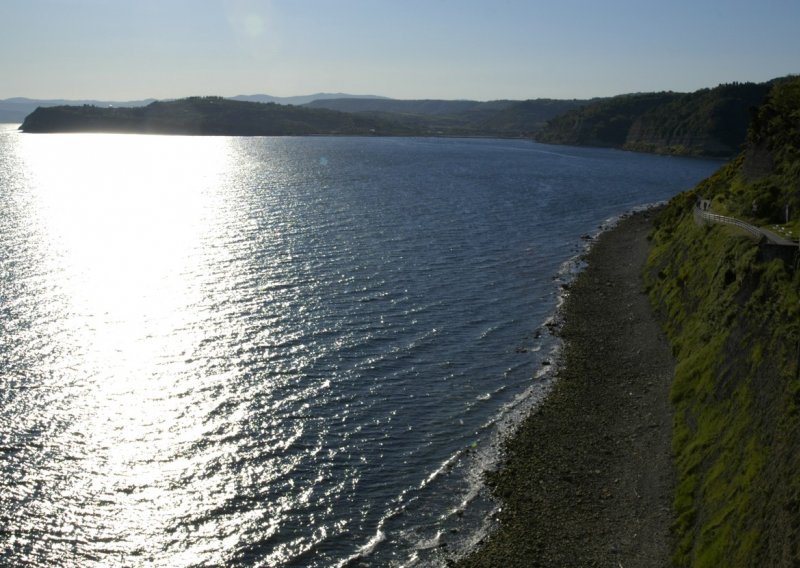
(0, 131), (719, 566)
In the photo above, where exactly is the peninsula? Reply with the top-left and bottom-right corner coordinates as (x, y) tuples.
(16, 95), (587, 138)
(18, 96), (407, 136)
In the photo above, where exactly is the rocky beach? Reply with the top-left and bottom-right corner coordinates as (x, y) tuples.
(457, 209), (676, 567)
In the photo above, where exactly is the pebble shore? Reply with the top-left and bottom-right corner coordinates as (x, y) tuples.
(456, 209), (675, 567)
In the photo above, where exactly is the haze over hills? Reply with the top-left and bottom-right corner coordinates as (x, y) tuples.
(19, 96), (407, 136)
(0, 93), (388, 123)
(12, 76), (795, 157)
(0, 97), (157, 123)
(17, 95), (595, 138)
(303, 97), (593, 136)
(3, 93), (588, 135)
(302, 98), (517, 115)
(3, 92), (519, 124)
(230, 93), (390, 106)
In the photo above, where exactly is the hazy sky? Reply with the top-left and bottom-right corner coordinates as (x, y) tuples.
(3, 0), (799, 101)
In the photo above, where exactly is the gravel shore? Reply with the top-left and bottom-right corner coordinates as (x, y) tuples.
(456, 209), (675, 567)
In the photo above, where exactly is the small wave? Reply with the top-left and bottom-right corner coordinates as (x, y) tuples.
(478, 324), (502, 340)
(431, 203), (671, 563)
(420, 451), (463, 490)
(412, 530), (443, 551)
(338, 526), (387, 567)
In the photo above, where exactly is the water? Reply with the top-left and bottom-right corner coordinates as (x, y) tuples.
(0, 127), (719, 566)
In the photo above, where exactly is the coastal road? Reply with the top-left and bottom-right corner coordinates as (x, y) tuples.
(694, 205), (798, 247)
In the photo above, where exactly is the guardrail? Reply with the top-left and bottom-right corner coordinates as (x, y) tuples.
(693, 206), (765, 240)
(694, 206), (800, 247)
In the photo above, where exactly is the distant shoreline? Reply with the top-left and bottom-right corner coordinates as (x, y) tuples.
(15, 96), (543, 139)
(456, 209), (676, 566)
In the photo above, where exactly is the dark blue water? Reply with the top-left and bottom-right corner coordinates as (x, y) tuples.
(0, 129), (719, 566)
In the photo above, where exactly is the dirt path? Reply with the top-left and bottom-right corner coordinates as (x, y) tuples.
(456, 209), (675, 567)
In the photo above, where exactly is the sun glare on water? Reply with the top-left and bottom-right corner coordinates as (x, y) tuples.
(14, 133), (245, 563)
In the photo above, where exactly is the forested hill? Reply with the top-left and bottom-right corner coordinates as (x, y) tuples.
(17, 81), (789, 145)
(18, 95), (591, 137)
(19, 97), (409, 136)
(304, 97), (591, 136)
(645, 76), (800, 565)
(536, 80), (777, 157)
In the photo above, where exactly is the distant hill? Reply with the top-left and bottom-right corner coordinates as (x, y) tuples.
(0, 97), (156, 123)
(15, 95), (592, 138)
(305, 97), (591, 136)
(15, 80), (782, 146)
(476, 99), (599, 135)
(0, 93), (386, 124)
(304, 98), (513, 115)
(19, 96), (408, 136)
(535, 81), (776, 157)
(230, 92), (390, 106)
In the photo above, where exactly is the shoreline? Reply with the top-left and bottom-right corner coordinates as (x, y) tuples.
(455, 208), (675, 566)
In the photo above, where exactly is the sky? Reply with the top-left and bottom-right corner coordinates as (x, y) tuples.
(2, 0), (799, 101)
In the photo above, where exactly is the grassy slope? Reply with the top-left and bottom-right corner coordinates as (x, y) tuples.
(645, 77), (800, 566)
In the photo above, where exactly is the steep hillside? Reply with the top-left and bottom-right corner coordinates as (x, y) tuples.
(19, 96), (407, 136)
(537, 91), (679, 148)
(626, 82), (772, 156)
(645, 76), (800, 566)
(475, 99), (593, 135)
(538, 81), (776, 157)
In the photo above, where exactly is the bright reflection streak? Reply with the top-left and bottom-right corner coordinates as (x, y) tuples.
(2, 132), (724, 566)
(16, 133), (241, 565)
(20, 133), (230, 369)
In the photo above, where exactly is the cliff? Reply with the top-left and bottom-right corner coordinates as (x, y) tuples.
(537, 81), (776, 157)
(645, 76), (800, 565)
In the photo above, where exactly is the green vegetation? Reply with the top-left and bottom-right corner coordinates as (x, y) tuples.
(538, 81), (778, 157)
(17, 80), (790, 146)
(19, 95), (592, 138)
(645, 76), (800, 565)
(19, 96), (410, 136)
(304, 97), (592, 137)
(538, 91), (679, 148)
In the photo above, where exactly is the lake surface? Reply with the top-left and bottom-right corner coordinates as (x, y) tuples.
(0, 129), (719, 566)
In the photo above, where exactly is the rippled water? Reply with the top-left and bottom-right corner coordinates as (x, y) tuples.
(0, 127), (718, 566)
